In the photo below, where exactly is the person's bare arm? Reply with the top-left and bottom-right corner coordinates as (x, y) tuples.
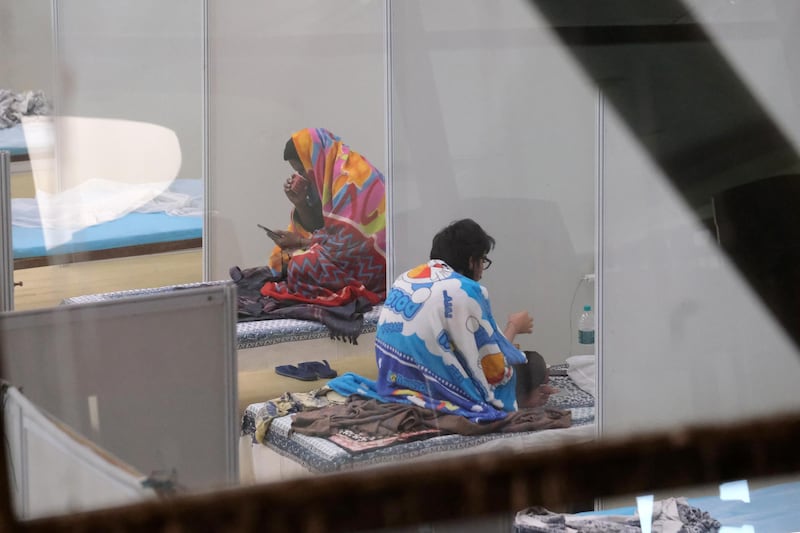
(504, 310), (533, 344)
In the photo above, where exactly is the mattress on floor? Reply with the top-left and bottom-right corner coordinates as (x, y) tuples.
(62, 282), (383, 349)
(243, 365), (596, 474)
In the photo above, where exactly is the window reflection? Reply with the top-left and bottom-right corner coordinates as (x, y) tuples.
(1, 0), (800, 529)
(21, 116), (187, 249)
(9, 114), (203, 308)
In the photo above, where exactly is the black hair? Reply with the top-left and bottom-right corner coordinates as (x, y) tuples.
(514, 351), (548, 402)
(429, 218), (495, 277)
(283, 138), (299, 162)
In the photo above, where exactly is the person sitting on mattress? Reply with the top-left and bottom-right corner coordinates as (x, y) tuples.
(328, 218), (542, 422)
(230, 128), (387, 342)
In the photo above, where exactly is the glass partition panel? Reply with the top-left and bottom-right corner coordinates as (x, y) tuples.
(5, 0), (204, 311)
(207, 0), (388, 489)
(4, 2), (392, 519)
(1, 0), (209, 522)
(5, 0), (800, 530)
(596, 0), (800, 436)
(207, 0), (387, 278)
(389, 0), (597, 369)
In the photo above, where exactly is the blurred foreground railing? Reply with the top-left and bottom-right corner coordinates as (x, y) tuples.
(3, 410), (799, 533)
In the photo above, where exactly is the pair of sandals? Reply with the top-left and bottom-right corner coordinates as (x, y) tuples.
(275, 359), (338, 381)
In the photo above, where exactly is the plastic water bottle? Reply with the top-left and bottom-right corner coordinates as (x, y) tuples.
(578, 305), (595, 346)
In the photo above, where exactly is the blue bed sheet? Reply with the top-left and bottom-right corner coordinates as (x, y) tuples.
(0, 124), (28, 157)
(13, 212), (202, 259)
(586, 480), (800, 532)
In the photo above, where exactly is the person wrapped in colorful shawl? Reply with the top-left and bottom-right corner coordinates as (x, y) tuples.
(230, 128), (386, 341)
(328, 219), (538, 422)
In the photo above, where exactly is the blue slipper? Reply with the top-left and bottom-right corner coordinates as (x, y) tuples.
(274, 364), (317, 381)
(297, 360), (338, 379)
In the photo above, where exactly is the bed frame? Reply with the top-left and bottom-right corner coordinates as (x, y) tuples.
(61, 282), (383, 420)
(62, 282), (381, 352)
(12, 221), (202, 269)
(64, 287), (381, 441)
(14, 239), (202, 269)
(239, 363), (596, 485)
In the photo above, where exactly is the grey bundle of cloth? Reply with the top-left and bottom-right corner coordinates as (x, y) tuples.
(0, 89), (50, 129)
(514, 497), (721, 533)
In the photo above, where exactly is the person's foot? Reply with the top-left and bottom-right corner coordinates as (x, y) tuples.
(520, 384), (559, 408)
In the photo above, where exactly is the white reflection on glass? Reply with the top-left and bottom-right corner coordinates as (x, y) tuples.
(635, 494), (654, 533)
(720, 479), (750, 503)
(18, 116), (186, 250)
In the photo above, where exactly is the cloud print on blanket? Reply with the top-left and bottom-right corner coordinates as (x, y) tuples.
(329, 260), (526, 422)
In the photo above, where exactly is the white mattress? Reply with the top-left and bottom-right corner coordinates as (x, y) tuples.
(62, 282), (382, 350)
(241, 364), (596, 484)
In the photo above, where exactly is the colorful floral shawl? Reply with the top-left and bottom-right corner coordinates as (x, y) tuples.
(261, 128), (387, 307)
(328, 260), (527, 422)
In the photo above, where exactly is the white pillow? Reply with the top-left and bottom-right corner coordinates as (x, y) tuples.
(566, 355), (596, 398)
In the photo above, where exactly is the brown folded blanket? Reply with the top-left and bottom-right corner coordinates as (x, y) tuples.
(290, 396), (571, 440)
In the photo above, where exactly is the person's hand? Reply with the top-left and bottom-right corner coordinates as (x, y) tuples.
(269, 229), (307, 249)
(507, 311), (534, 336)
(284, 173), (309, 207)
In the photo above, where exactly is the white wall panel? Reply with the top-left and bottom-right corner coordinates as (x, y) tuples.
(389, 0), (596, 363)
(0, 0), (55, 95)
(600, 2), (800, 437)
(208, 0), (386, 277)
(53, 0), (204, 180)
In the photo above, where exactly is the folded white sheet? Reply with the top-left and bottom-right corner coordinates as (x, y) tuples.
(566, 354), (596, 398)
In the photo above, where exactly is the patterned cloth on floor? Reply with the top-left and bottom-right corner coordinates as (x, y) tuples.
(240, 386), (347, 445)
